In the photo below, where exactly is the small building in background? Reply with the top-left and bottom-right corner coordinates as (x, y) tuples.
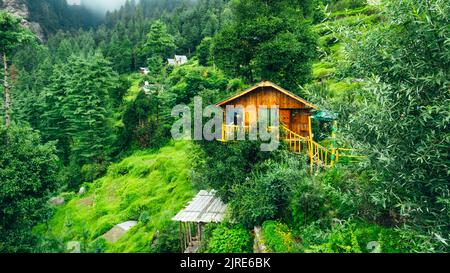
(168, 55), (188, 66)
(140, 67), (150, 75)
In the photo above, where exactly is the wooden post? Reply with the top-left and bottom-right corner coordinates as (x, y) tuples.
(331, 121), (338, 167)
(197, 223), (202, 245)
(188, 222), (192, 247)
(183, 222), (188, 251)
(308, 116), (314, 173)
(179, 222), (183, 253)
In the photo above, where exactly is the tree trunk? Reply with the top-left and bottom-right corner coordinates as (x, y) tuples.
(3, 52), (11, 128)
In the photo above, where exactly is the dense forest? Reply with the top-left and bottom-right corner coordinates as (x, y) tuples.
(0, 0), (449, 254)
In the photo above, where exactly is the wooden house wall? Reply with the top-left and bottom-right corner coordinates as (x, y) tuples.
(221, 86), (312, 136)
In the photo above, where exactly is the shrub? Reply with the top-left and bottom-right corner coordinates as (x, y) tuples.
(302, 221), (412, 253)
(149, 222), (181, 253)
(230, 155), (307, 228)
(207, 224), (253, 253)
(343, 0), (450, 246)
(193, 140), (287, 202)
(262, 221), (300, 253)
(81, 163), (107, 183)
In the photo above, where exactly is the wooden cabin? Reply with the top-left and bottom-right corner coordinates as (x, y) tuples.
(216, 81), (318, 138)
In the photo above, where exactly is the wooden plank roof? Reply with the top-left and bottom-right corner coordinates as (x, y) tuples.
(216, 81), (318, 109)
(172, 190), (227, 223)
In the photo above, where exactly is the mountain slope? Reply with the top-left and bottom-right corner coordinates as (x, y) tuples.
(35, 141), (196, 253)
(1, 0), (101, 40)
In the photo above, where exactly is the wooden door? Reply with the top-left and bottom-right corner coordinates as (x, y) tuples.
(280, 110), (291, 128)
(292, 111), (311, 137)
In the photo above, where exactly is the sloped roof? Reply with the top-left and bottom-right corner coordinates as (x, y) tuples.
(172, 190), (227, 223)
(216, 81), (318, 109)
(175, 55), (188, 63)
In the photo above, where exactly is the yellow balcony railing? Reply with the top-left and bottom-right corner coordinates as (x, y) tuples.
(219, 124), (363, 171)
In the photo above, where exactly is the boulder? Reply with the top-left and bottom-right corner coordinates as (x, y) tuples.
(49, 197), (65, 206)
(78, 187), (86, 195)
(103, 221), (138, 243)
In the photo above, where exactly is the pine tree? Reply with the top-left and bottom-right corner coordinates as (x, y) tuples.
(212, 0), (317, 91)
(42, 53), (118, 165)
(142, 20), (176, 60)
(62, 54), (118, 165)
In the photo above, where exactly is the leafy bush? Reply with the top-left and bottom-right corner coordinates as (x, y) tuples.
(302, 221), (412, 253)
(290, 167), (369, 228)
(324, 0), (367, 12)
(343, 0), (450, 248)
(0, 125), (61, 252)
(207, 224), (253, 253)
(193, 140), (287, 202)
(81, 163), (107, 183)
(230, 155), (307, 228)
(262, 221), (300, 253)
(149, 221), (181, 253)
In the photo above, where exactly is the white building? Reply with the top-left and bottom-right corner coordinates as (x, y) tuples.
(168, 55), (188, 66)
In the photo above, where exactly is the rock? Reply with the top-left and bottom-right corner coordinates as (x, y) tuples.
(67, 241), (81, 253)
(78, 187), (86, 195)
(103, 221), (138, 243)
(116, 221), (138, 231)
(49, 197), (65, 206)
(1, 0), (45, 41)
(253, 226), (268, 253)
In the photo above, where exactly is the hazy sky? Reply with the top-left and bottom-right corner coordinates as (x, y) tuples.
(68, 0), (127, 14)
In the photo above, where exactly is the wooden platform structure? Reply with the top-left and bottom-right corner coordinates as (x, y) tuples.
(172, 190), (227, 253)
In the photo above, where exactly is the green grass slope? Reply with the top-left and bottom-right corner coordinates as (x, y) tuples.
(36, 141), (195, 253)
(310, 4), (382, 95)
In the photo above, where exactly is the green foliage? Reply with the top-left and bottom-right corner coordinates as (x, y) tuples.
(196, 37), (214, 66)
(165, 63), (230, 105)
(300, 221), (412, 253)
(193, 140), (286, 202)
(35, 141), (195, 253)
(109, 76), (132, 108)
(323, 0), (367, 12)
(343, 0), (450, 247)
(122, 90), (165, 149)
(213, 0), (317, 91)
(290, 167), (369, 228)
(206, 224), (253, 253)
(80, 163), (107, 184)
(0, 125), (60, 252)
(262, 221), (300, 253)
(142, 20), (176, 61)
(149, 221), (182, 253)
(42, 54), (118, 168)
(0, 11), (35, 55)
(230, 155), (307, 228)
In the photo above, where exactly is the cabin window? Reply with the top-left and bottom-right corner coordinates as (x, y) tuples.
(259, 108), (278, 127)
(226, 107), (244, 126)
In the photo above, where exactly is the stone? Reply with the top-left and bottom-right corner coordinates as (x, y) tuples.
(78, 187), (86, 195)
(253, 226), (268, 253)
(103, 221), (138, 243)
(1, 0), (45, 41)
(49, 197), (65, 206)
(67, 241), (81, 253)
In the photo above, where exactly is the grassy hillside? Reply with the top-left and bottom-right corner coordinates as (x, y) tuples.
(35, 141), (195, 253)
(310, 4), (382, 95)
